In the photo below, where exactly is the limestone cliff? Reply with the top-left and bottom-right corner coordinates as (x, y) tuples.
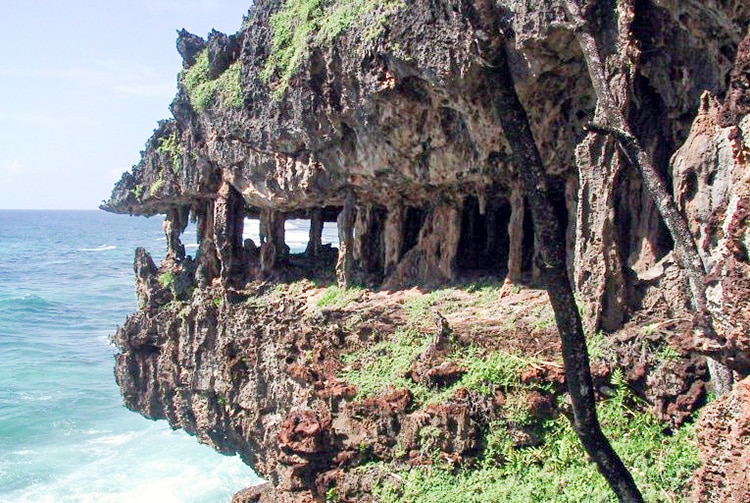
(103, 0), (750, 501)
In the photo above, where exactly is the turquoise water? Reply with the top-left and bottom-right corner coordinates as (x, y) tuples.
(0, 210), (260, 502)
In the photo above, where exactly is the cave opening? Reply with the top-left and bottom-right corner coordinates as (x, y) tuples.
(457, 195), (511, 278)
(401, 206), (427, 259)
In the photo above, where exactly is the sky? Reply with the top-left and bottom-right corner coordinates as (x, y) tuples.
(0, 0), (252, 209)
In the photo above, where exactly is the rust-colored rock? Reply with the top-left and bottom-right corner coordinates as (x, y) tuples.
(692, 376), (750, 503)
(101, 0), (750, 500)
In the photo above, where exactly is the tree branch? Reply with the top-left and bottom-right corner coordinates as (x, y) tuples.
(563, 0), (732, 393)
(486, 44), (645, 503)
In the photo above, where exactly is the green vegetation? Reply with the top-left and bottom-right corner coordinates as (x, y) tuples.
(373, 373), (699, 503)
(340, 325), (550, 406)
(325, 487), (340, 503)
(402, 282), (502, 326)
(341, 325), (430, 399)
(657, 344), (682, 361)
(316, 285), (364, 309)
(149, 176), (165, 197)
(131, 183), (145, 201)
(158, 271), (175, 289)
(586, 330), (608, 363)
(182, 50), (244, 111)
(156, 132), (184, 174)
(262, 0), (405, 97)
(333, 284), (697, 502)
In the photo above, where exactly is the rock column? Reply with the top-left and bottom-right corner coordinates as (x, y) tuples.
(164, 206), (189, 262)
(194, 201), (221, 287)
(383, 203), (404, 278)
(336, 192), (356, 287)
(214, 181), (245, 286)
(305, 208), (324, 258)
(260, 209), (287, 273)
(353, 203), (385, 282)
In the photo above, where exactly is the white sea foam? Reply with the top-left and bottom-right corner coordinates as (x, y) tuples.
(88, 431), (140, 447)
(0, 211), (261, 502)
(17, 392), (52, 402)
(78, 245), (116, 252)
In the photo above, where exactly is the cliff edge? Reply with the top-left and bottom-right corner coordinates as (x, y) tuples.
(103, 0), (750, 501)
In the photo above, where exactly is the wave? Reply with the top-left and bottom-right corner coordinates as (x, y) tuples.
(0, 293), (49, 308)
(78, 245), (116, 252)
(17, 392), (53, 402)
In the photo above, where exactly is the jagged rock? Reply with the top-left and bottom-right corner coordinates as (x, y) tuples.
(206, 30), (241, 79)
(692, 376), (750, 503)
(176, 29), (206, 68)
(133, 247), (172, 308)
(102, 0), (750, 500)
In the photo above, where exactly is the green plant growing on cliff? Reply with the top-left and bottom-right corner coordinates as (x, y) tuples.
(156, 131), (184, 174)
(373, 392), (700, 503)
(158, 271), (175, 289)
(182, 50), (243, 111)
(325, 486), (339, 502)
(341, 326), (430, 399)
(131, 183), (145, 202)
(316, 285), (364, 309)
(149, 175), (165, 197)
(262, 0), (405, 97)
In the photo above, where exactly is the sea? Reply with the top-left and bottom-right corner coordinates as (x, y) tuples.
(0, 209), (319, 503)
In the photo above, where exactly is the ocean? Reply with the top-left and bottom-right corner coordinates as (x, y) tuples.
(0, 210), (266, 503)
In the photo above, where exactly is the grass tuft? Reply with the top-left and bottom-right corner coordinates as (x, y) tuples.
(316, 285), (364, 309)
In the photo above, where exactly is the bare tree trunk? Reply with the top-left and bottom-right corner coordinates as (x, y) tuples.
(487, 46), (645, 502)
(506, 185), (525, 283)
(562, 0), (732, 394)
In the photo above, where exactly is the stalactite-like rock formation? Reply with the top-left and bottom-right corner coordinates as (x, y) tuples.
(102, 0), (750, 501)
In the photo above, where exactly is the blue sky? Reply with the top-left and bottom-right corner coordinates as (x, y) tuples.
(0, 0), (251, 209)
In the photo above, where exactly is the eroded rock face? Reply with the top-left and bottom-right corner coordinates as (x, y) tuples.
(671, 92), (750, 372)
(103, 0), (750, 500)
(101, 0), (749, 317)
(692, 376), (750, 503)
(113, 286), (546, 502)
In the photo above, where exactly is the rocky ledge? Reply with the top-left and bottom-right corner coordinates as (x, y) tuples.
(104, 0), (750, 501)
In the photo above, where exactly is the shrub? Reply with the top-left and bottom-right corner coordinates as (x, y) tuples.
(181, 50), (244, 111)
(156, 131), (184, 174)
(157, 271), (175, 288)
(131, 184), (145, 201)
(262, 0), (405, 97)
(148, 176), (164, 196)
